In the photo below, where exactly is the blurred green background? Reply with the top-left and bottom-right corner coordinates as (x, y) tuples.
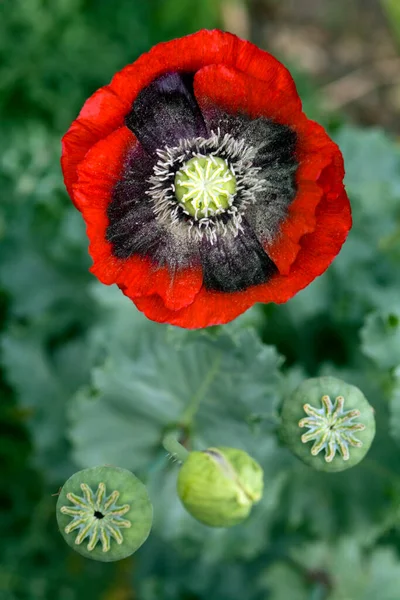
(1, 1), (400, 599)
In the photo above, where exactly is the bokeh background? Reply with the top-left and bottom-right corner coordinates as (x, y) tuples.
(1, 1), (400, 599)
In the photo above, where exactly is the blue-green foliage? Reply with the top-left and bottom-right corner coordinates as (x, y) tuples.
(1, 1), (400, 598)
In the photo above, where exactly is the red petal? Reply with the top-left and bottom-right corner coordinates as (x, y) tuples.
(119, 264), (203, 312)
(133, 288), (256, 329)
(193, 64), (345, 276)
(110, 30), (300, 108)
(133, 190), (350, 328)
(267, 122), (345, 274)
(131, 155), (351, 329)
(62, 30), (351, 328)
(235, 38), (300, 94)
(72, 126), (203, 311)
(108, 30), (240, 107)
(194, 63), (302, 127)
(61, 87), (131, 200)
(62, 30), (302, 197)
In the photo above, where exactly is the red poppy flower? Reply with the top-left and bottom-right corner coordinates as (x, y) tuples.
(62, 29), (351, 329)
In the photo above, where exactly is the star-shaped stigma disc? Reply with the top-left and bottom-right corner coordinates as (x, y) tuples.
(298, 395), (366, 463)
(60, 482), (131, 553)
(174, 155), (236, 219)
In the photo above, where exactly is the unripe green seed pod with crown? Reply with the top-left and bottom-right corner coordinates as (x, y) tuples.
(177, 447), (263, 527)
(56, 466), (153, 562)
(280, 376), (376, 472)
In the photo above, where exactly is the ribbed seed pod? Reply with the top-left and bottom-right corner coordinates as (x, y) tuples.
(56, 466), (153, 561)
(280, 377), (376, 472)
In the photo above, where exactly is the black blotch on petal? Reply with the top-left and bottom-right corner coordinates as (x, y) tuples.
(107, 200), (163, 259)
(106, 145), (167, 259)
(107, 145), (199, 269)
(200, 110), (298, 246)
(235, 117), (298, 197)
(125, 72), (207, 156)
(250, 119), (297, 169)
(201, 220), (278, 293)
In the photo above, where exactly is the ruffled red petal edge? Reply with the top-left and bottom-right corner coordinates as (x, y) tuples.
(192, 64), (345, 276)
(62, 29), (351, 328)
(124, 64), (351, 328)
(72, 127), (203, 311)
(131, 181), (351, 329)
(73, 122), (350, 328)
(61, 29), (301, 199)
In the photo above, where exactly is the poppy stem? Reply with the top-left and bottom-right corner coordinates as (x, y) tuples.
(162, 431), (190, 464)
(181, 353), (222, 426)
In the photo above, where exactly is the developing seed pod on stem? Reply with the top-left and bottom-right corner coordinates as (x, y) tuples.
(279, 376), (376, 472)
(56, 465), (153, 562)
(163, 434), (264, 527)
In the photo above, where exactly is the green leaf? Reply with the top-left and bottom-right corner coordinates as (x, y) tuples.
(260, 563), (308, 600)
(68, 289), (289, 559)
(335, 126), (400, 214)
(292, 540), (400, 600)
(69, 307), (284, 471)
(360, 311), (400, 370)
(389, 366), (400, 445)
(262, 540), (400, 600)
(1, 323), (91, 481)
(0, 124), (92, 320)
(327, 127), (400, 317)
(136, 536), (256, 600)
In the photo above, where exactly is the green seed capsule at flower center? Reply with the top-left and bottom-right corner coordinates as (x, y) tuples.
(174, 155), (237, 219)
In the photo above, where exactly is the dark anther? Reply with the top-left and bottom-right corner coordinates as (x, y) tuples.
(94, 510), (105, 519)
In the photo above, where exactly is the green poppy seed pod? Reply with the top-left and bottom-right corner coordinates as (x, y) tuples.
(280, 377), (376, 472)
(177, 447), (263, 527)
(56, 466), (153, 562)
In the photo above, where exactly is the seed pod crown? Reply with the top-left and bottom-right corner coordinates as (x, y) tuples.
(56, 466), (153, 562)
(280, 377), (376, 472)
